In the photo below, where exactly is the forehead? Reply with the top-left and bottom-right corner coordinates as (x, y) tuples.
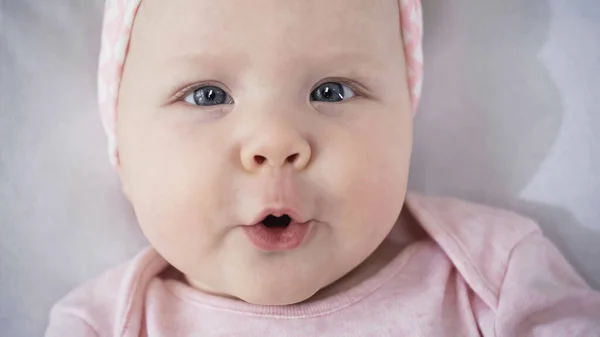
(133, 0), (402, 66)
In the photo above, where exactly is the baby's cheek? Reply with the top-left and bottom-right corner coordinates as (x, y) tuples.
(320, 126), (409, 236)
(130, 166), (232, 278)
(120, 123), (233, 258)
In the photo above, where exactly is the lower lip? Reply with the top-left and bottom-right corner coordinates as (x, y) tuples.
(243, 221), (312, 252)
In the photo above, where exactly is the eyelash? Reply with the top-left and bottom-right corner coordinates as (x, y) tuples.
(312, 79), (366, 101)
(170, 78), (369, 104)
(171, 81), (225, 103)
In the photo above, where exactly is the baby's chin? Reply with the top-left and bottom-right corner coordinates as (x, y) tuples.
(187, 273), (323, 306)
(237, 282), (323, 306)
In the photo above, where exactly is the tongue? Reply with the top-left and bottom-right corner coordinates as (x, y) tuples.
(244, 220), (310, 251)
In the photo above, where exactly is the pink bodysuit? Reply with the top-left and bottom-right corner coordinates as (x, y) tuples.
(45, 193), (600, 336)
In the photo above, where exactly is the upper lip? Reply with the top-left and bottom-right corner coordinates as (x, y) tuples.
(247, 207), (307, 226)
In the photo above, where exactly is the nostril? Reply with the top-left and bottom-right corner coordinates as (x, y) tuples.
(253, 154), (299, 166)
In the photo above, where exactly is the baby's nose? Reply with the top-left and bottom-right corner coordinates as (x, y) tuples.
(240, 125), (311, 172)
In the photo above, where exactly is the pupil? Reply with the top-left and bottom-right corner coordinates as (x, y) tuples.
(194, 86), (228, 106)
(310, 82), (344, 102)
(206, 89), (215, 101)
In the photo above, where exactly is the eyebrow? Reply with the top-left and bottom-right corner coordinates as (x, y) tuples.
(162, 48), (384, 71)
(160, 52), (245, 70)
(315, 51), (386, 72)
(158, 49), (385, 98)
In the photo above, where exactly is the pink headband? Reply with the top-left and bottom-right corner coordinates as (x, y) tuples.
(98, 0), (423, 166)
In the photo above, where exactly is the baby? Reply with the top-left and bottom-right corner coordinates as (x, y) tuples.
(46, 0), (600, 336)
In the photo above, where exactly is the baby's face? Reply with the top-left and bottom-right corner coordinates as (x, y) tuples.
(117, 0), (412, 305)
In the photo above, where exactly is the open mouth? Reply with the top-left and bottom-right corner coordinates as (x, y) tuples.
(243, 212), (311, 251)
(261, 214), (292, 228)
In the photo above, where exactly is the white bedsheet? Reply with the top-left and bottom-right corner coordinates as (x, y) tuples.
(1, 1), (598, 336)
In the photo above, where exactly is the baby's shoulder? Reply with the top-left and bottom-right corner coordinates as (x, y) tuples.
(406, 192), (542, 250)
(405, 192), (543, 306)
(47, 247), (166, 335)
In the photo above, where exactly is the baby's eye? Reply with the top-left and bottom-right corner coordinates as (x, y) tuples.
(310, 82), (356, 103)
(184, 85), (233, 106)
